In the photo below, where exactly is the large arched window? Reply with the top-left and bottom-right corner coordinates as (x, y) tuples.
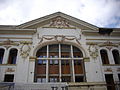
(100, 49), (109, 64)
(0, 48), (5, 64)
(35, 44), (85, 83)
(8, 49), (18, 64)
(112, 50), (120, 64)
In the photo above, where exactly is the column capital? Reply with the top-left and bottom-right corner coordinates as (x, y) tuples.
(29, 56), (37, 61)
(83, 57), (90, 62)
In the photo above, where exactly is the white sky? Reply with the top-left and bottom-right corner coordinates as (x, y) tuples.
(0, 0), (120, 28)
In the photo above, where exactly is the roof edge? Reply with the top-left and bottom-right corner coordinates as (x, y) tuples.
(16, 12), (99, 30)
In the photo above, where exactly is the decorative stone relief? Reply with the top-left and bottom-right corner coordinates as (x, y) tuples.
(20, 41), (32, 58)
(88, 44), (98, 59)
(54, 35), (65, 43)
(5, 68), (15, 72)
(0, 39), (19, 49)
(99, 41), (118, 50)
(50, 16), (70, 28)
(43, 16), (75, 29)
(87, 41), (119, 51)
(38, 35), (81, 45)
(104, 68), (112, 72)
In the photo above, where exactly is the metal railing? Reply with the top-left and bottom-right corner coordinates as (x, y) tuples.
(0, 82), (14, 90)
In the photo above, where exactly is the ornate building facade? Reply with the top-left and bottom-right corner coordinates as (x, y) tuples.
(0, 12), (120, 90)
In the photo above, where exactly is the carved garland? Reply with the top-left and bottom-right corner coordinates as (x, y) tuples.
(38, 35), (81, 45)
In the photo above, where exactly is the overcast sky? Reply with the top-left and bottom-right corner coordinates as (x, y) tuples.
(0, 0), (120, 28)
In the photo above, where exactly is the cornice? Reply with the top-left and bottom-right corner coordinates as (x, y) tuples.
(0, 64), (16, 66)
(0, 37), (32, 39)
(86, 41), (119, 46)
(82, 29), (120, 36)
(111, 29), (120, 36)
(103, 64), (120, 66)
(86, 38), (120, 41)
(0, 28), (36, 35)
(0, 25), (16, 29)
(0, 39), (19, 46)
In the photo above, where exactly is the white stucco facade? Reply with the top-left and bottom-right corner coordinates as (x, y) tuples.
(0, 12), (120, 90)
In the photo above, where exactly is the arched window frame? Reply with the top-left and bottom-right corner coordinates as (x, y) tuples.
(0, 48), (5, 64)
(8, 48), (18, 64)
(112, 49), (120, 64)
(35, 43), (85, 83)
(100, 49), (109, 64)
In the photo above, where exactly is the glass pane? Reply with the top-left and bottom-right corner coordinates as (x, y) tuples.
(49, 44), (59, 52)
(61, 44), (71, 58)
(49, 77), (59, 82)
(49, 44), (59, 59)
(43, 60), (46, 64)
(0, 49), (5, 64)
(50, 60), (54, 65)
(37, 78), (42, 82)
(73, 46), (83, 57)
(100, 50), (109, 64)
(38, 60), (42, 65)
(8, 49), (18, 64)
(4, 74), (14, 82)
(36, 46), (47, 57)
(112, 50), (120, 64)
(75, 76), (84, 82)
(37, 77), (46, 83)
(54, 60), (58, 65)
(61, 60), (70, 65)
(43, 56), (47, 58)
(61, 76), (71, 82)
(42, 78), (46, 83)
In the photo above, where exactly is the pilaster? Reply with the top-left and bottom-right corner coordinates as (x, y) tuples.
(28, 56), (36, 83)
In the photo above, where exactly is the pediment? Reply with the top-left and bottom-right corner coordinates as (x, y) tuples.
(42, 16), (76, 29)
(17, 12), (98, 30)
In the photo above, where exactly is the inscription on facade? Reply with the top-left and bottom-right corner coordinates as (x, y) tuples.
(51, 86), (68, 90)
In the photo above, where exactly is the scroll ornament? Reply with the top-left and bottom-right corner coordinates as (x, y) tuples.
(88, 45), (98, 59)
(20, 41), (31, 58)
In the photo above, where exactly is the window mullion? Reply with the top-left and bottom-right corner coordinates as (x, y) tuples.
(59, 44), (62, 82)
(46, 45), (49, 82)
(71, 45), (75, 82)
